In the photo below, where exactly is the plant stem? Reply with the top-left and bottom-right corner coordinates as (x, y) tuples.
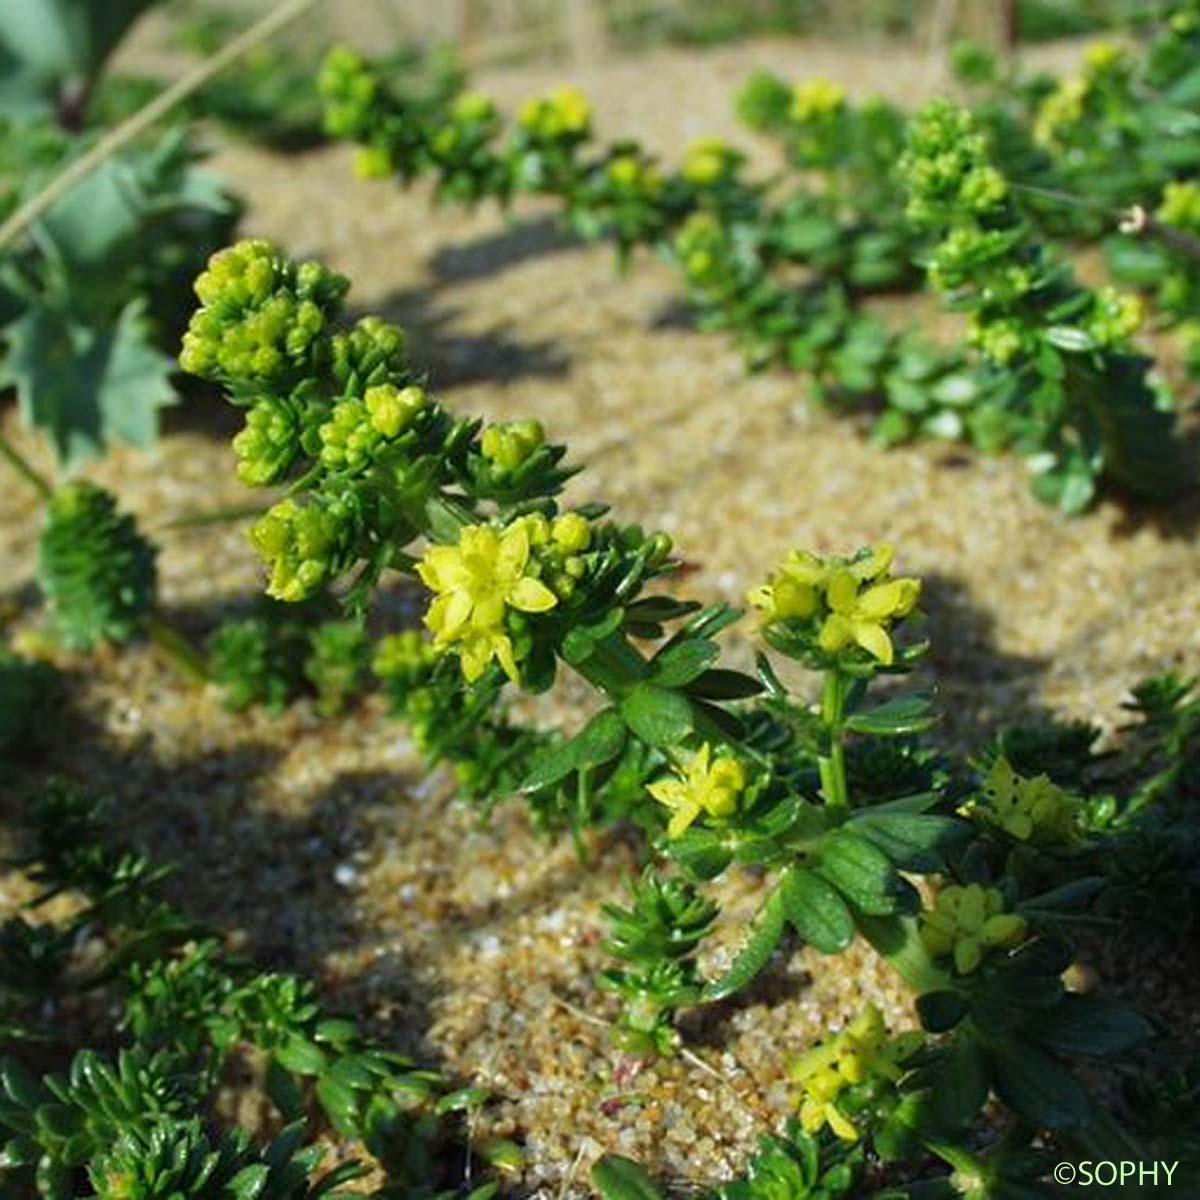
(818, 669), (849, 806)
(145, 615), (209, 685)
(0, 429), (53, 502)
(0, 0), (321, 253)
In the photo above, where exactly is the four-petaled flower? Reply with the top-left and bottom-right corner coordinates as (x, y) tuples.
(790, 1006), (922, 1142)
(919, 882), (1027, 974)
(817, 568), (921, 666)
(966, 757), (1085, 846)
(647, 743), (746, 838)
(748, 544), (921, 667)
(417, 521), (558, 683)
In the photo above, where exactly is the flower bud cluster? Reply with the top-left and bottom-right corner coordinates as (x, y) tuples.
(748, 544), (920, 669)
(919, 883), (1028, 974)
(180, 240), (347, 386)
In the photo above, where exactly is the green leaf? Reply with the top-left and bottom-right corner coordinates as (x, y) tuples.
(315, 1072), (360, 1138)
(273, 1036), (327, 1076)
(573, 706), (628, 768)
(844, 692), (936, 736)
(810, 832), (899, 915)
(620, 684), (693, 747)
(915, 989), (967, 1033)
(0, 0), (160, 108)
(649, 639), (718, 687)
(847, 812), (966, 872)
(702, 887), (787, 1001)
(780, 868), (855, 953)
(1027, 995), (1154, 1056)
(928, 1036), (989, 1130)
(667, 828), (733, 880)
(856, 914), (950, 994)
(592, 1155), (665, 1200)
(987, 1036), (1088, 1128)
(227, 1165), (270, 1200)
(685, 668), (763, 700)
(519, 738), (579, 793)
(1, 301), (175, 465)
(1043, 326), (1098, 353)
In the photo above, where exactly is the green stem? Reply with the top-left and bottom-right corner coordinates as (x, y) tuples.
(145, 615), (209, 685)
(818, 669), (849, 806)
(0, 429), (53, 502)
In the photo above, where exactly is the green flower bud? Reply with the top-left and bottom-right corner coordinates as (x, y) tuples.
(180, 241), (348, 387)
(250, 499), (344, 603)
(551, 512), (591, 554)
(232, 397), (303, 486)
(330, 315), (407, 388)
(480, 419), (545, 472)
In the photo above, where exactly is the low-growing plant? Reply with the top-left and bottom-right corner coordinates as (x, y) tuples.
(183, 240), (1200, 1196)
(0, 774), (500, 1199)
(316, 6), (1200, 513)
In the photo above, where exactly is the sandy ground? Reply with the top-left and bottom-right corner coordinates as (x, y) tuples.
(3, 27), (1200, 1197)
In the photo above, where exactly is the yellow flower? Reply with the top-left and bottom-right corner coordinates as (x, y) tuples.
(790, 1006), (922, 1142)
(789, 78), (845, 123)
(1082, 41), (1127, 78)
(417, 521), (558, 682)
(919, 883), (1027, 974)
(647, 743), (746, 838)
(1033, 77), (1086, 147)
(817, 570), (920, 666)
(966, 757), (1085, 845)
(1159, 180), (1200, 231)
(453, 90), (496, 123)
(748, 544), (917, 665)
(519, 85), (591, 138)
(682, 138), (735, 186)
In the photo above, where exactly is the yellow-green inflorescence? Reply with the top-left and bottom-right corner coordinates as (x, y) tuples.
(790, 1006), (923, 1142)
(919, 882), (1028, 975)
(318, 383), (427, 470)
(417, 512), (591, 682)
(964, 757), (1086, 846)
(647, 743), (748, 838)
(680, 138), (742, 187)
(480, 418), (545, 472)
(748, 544), (920, 667)
(180, 240), (347, 385)
(250, 499), (345, 604)
(517, 84), (592, 142)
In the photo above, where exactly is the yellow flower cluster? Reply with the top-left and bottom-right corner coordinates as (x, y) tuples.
(919, 883), (1027, 975)
(607, 153), (663, 196)
(1033, 78), (1087, 147)
(681, 138), (739, 186)
(1087, 286), (1143, 347)
(452, 90), (497, 124)
(647, 743), (746, 838)
(747, 545), (920, 666)
(1159, 180), (1200, 231)
(965, 757), (1085, 846)
(518, 85), (592, 140)
(790, 1007), (922, 1141)
(789, 78), (846, 123)
(417, 518), (559, 682)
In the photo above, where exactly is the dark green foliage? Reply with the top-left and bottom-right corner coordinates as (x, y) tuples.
(37, 481), (157, 650)
(0, 645), (54, 757)
(0, 781), (488, 1198)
